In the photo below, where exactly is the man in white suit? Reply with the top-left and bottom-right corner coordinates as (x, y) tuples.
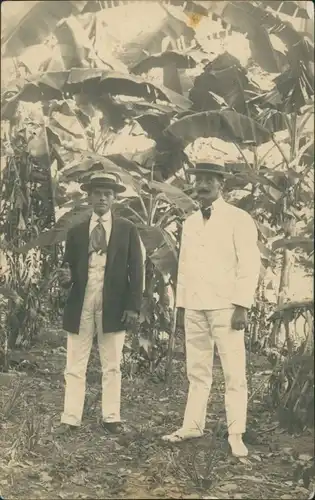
(162, 161), (261, 457)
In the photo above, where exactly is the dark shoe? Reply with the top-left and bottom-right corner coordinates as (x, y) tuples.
(101, 421), (124, 434)
(54, 424), (79, 436)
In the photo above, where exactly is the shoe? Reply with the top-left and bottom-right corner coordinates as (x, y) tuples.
(161, 427), (203, 443)
(228, 434), (248, 457)
(101, 421), (124, 434)
(54, 424), (79, 436)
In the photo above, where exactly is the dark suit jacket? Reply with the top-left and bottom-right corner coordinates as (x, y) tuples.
(62, 214), (143, 334)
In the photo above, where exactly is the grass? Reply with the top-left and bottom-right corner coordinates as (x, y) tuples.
(0, 324), (314, 499)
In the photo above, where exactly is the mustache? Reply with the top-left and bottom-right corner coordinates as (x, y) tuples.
(196, 188), (211, 194)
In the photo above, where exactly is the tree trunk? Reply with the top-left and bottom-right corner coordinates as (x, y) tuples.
(303, 310), (314, 354)
(270, 248), (294, 347)
(270, 111), (299, 348)
(165, 302), (177, 384)
(279, 248), (293, 304)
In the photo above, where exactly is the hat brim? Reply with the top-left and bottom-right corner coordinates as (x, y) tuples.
(187, 168), (233, 177)
(81, 181), (126, 193)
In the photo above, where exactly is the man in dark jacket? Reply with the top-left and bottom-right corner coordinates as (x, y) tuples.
(58, 171), (143, 434)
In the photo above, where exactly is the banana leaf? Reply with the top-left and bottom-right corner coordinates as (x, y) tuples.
(16, 204), (92, 253)
(2, 1), (88, 57)
(131, 51), (197, 74)
(189, 53), (261, 114)
(2, 69), (192, 121)
(134, 113), (173, 141)
(0, 286), (23, 305)
(150, 230), (178, 279)
(257, 241), (274, 262)
(254, 219), (276, 239)
(272, 236), (314, 252)
(59, 154), (141, 193)
(259, 1), (310, 19)
(137, 226), (167, 254)
(268, 300), (314, 322)
(209, 1), (313, 72)
(166, 109), (272, 146)
(149, 181), (197, 214)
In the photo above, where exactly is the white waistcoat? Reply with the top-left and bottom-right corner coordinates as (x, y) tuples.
(86, 212), (112, 290)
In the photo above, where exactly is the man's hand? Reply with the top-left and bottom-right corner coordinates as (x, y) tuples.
(57, 263), (72, 288)
(231, 305), (248, 331)
(176, 307), (185, 330)
(122, 310), (139, 330)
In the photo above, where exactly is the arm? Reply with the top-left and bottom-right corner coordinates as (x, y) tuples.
(176, 221), (188, 309)
(232, 212), (261, 310)
(126, 224), (144, 313)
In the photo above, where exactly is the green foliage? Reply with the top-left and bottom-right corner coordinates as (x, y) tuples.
(268, 352), (314, 431)
(0, 110), (61, 355)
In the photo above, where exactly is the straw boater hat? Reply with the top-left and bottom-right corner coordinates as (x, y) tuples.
(80, 171), (126, 193)
(187, 158), (233, 177)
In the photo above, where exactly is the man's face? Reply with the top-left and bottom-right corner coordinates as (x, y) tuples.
(195, 173), (224, 206)
(88, 186), (115, 215)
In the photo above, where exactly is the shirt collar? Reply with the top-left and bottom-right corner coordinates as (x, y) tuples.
(212, 196), (224, 209)
(91, 211), (111, 223)
(199, 196), (224, 213)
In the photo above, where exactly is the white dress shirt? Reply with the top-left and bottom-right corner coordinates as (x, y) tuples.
(176, 197), (261, 310)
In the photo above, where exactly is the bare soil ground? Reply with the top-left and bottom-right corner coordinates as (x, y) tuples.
(0, 325), (314, 500)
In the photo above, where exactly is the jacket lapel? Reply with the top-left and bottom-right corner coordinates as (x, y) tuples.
(105, 215), (120, 274)
(77, 218), (91, 286)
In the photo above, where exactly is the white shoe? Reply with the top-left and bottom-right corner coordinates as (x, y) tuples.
(228, 434), (248, 457)
(162, 427), (203, 443)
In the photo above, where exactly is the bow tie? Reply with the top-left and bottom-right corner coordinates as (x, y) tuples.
(201, 205), (212, 220)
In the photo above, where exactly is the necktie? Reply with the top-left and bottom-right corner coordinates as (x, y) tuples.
(89, 218), (107, 254)
(201, 205), (212, 220)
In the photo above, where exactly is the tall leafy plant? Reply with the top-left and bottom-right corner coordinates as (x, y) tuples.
(1, 0), (313, 371)
(0, 103), (60, 350)
(115, 171), (197, 373)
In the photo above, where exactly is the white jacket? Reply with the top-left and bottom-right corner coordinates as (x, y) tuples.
(176, 197), (261, 310)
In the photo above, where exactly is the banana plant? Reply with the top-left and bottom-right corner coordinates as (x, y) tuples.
(0, 99), (61, 349)
(113, 165), (197, 374)
(2, 0), (313, 367)
(163, 38), (314, 351)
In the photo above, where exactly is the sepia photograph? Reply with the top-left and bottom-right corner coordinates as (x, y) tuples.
(0, 1), (314, 499)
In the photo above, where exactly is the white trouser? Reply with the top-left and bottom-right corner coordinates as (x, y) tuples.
(61, 259), (125, 426)
(182, 308), (247, 435)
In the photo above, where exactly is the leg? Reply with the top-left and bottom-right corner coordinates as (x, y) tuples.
(97, 320), (125, 423)
(61, 307), (94, 426)
(162, 309), (214, 442)
(89, 268), (126, 425)
(208, 308), (248, 456)
(183, 309), (214, 432)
